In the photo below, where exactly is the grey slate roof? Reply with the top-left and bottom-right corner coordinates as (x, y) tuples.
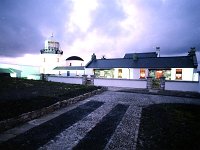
(124, 52), (157, 59)
(54, 66), (85, 70)
(86, 56), (197, 69)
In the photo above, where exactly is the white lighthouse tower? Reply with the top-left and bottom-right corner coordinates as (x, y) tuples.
(40, 34), (63, 74)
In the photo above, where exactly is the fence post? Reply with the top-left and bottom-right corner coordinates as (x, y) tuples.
(82, 75), (88, 85)
(90, 75), (95, 85)
(40, 74), (47, 81)
(160, 77), (166, 90)
(147, 76), (153, 89)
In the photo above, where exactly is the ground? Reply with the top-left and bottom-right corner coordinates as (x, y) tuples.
(0, 77), (99, 121)
(0, 87), (200, 149)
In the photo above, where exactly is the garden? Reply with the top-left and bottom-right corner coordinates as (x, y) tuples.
(0, 77), (100, 121)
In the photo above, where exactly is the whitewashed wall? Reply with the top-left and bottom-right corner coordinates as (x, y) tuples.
(165, 80), (199, 92)
(46, 74), (200, 93)
(94, 78), (147, 88)
(85, 68), (94, 76)
(171, 68), (195, 81)
(132, 69), (140, 79)
(66, 60), (84, 66)
(47, 76), (82, 84)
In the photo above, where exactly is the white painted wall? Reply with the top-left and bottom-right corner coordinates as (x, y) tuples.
(171, 68), (195, 81)
(66, 60), (84, 66)
(94, 78), (147, 88)
(47, 76), (83, 84)
(165, 80), (199, 92)
(133, 69), (140, 79)
(40, 54), (62, 74)
(58, 70), (85, 77)
(46, 73), (200, 93)
(85, 68), (94, 76)
(182, 68), (194, 81)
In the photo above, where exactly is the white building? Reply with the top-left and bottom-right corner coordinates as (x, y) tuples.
(53, 56), (85, 76)
(40, 35), (63, 74)
(85, 48), (198, 81)
(0, 63), (40, 79)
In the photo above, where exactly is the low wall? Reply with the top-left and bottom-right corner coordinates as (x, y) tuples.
(94, 78), (147, 88)
(47, 76), (82, 84)
(165, 80), (200, 92)
(47, 76), (200, 93)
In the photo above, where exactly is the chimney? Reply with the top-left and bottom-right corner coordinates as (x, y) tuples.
(91, 53), (96, 61)
(133, 53), (138, 61)
(156, 47), (160, 57)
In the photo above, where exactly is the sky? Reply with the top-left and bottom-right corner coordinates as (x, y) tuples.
(0, 0), (200, 66)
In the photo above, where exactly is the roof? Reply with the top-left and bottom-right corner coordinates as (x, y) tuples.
(124, 52), (157, 59)
(66, 56), (84, 61)
(86, 56), (197, 69)
(0, 68), (13, 73)
(0, 68), (22, 74)
(54, 66), (85, 70)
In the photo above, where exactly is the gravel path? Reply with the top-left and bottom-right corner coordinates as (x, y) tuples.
(0, 87), (200, 150)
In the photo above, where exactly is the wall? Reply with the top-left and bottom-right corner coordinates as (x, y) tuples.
(171, 68), (195, 81)
(66, 60), (84, 66)
(47, 76), (82, 84)
(94, 78), (147, 88)
(85, 68), (94, 76)
(40, 54), (62, 74)
(59, 70), (85, 77)
(46, 74), (200, 93)
(165, 80), (199, 92)
(133, 68), (141, 79)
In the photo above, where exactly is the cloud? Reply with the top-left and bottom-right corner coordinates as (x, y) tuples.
(0, 0), (71, 57)
(67, 0), (98, 33)
(0, 0), (200, 65)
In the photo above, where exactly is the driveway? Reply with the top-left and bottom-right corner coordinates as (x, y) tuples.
(0, 87), (200, 150)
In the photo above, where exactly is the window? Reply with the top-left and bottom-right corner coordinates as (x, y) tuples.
(100, 71), (104, 77)
(156, 70), (163, 79)
(69, 63), (72, 66)
(57, 58), (59, 62)
(43, 58), (45, 62)
(67, 71), (70, 76)
(118, 69), (122, 78)
(176, 69), (182, 80)
(140, 69), (146, 79)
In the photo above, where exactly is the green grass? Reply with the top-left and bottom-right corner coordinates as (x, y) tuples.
(137, 103), (200, 150)
(0, 77), (100, 121)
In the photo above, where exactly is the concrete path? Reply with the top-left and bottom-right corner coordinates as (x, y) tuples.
(0, 87), (200, 150)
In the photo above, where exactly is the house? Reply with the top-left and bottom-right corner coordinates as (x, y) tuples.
(53, 56), (85, 76)
(85, 48), (198, 81)
(0, 68), (21, 77)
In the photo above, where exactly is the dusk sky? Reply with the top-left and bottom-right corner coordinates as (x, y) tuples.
(0, 0), (200, 66)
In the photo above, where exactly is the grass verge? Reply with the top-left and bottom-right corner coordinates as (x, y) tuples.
(136, 103), (200, 150)
(0, 77), (100, 121)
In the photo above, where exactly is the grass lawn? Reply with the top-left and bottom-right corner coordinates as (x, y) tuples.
(0, 77), (100, 121)
(136, 103), (200, 150)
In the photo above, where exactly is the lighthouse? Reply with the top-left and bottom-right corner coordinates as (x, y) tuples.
(40, 34), (63, 74)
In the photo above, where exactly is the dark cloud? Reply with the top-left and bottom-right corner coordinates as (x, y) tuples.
(91, 0), (126, 36)
(0, 0), (200, 62)
(0, 0), (71, 57)
(125, 0), (200, 56)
